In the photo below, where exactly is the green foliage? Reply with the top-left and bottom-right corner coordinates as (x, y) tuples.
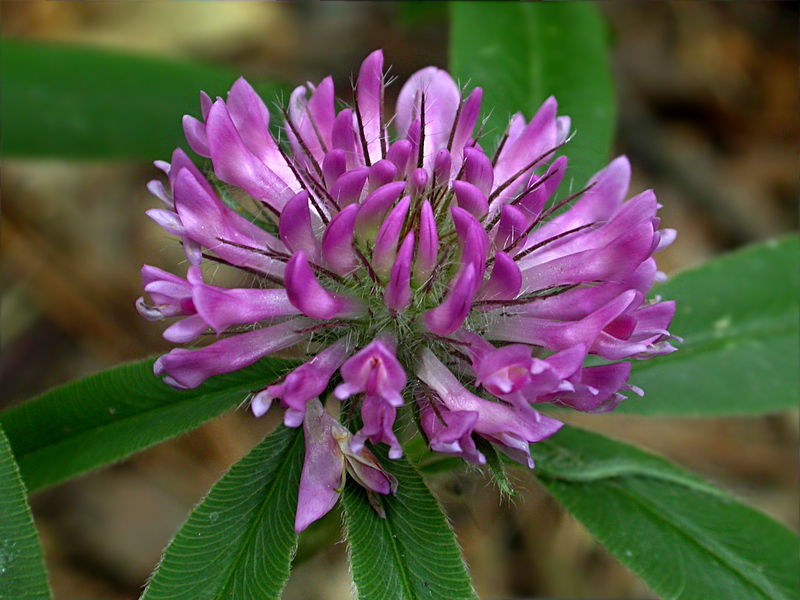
(141, 426), (303, 600)
(3, 9), (796, 600)
(342, 449), (476, 600)
(532, 425), (800, 600)
(0, 357), (298, 492)
(626, 236), (799, 416)
(0, 38), (287, 160)
(0, 426), (51, 600)
(449, 2), (615, 189)
(474, 436), (515, 497)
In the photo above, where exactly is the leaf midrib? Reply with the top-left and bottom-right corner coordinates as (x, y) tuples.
(605, 478), (787, 600)
(215, 430), (301, 600)
(12, 389), (248, 492)
(537, 457), (724, 498)
(376, 494), (419, 600)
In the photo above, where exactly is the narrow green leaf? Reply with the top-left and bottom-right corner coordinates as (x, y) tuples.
(0, 426), (51, 600)
(474, 436), (515, 497)
(0, 357), (298, 492)
(342, 449), (476, 600)
(449, 2), (615, 189)
(141, 425), (303, 600)
(625, 236), (799, 416)
(1, 38), (287, 159)
(532, 425), (800, 600)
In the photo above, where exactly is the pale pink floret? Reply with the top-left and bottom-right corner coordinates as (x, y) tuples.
(252, 338), (351, 426)
(416, 349), (563, 468)
(296, 398), (396, 532)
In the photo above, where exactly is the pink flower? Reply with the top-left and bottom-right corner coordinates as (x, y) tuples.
(140, 50), (677, 529)
(296, 399), (396, 532)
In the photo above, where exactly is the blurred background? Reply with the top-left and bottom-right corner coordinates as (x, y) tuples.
(1, 2), (797, 599)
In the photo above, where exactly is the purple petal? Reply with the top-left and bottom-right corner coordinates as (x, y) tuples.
(139, 265), (196, 318)
(173, 167), (284, 275)
(168, 147), (212, 197)
(199, 91), (213, 120)
(517, 156), (568, 225)
(330, 167), (370, 208)
(556, 116), (571, 144)
(192, 285), (299, 334)
(288, 77), (336, 164)
(476, 251), (521, 302)
(284, 252), (363, 320)
(395, 66), (461, 170)
(147, 179), (172, 207)
(452, 180), (489, 219)
(547, 362), (632, 413)
(422, 263), (478, 336)
(519, 220), (656, 293)
(654, 228), (677, 253)
(368, 159), (398, 192)
(592, 300), (677, 360)
(413, 200), (439, 286)
(356, 49), (386, 165)
(450, 88), (483, 172)
(493, 205), (528, 253)
(460, 147), (494, 197)
(386, 139), (413, 176)
(182, 115), (210, 157)
(371, 195), (411, 278)
(419, 400), (485, 465)
(226, 78), (298, 188)
(433, 149), (452, 185)
(473, 344), (534, 395)
(384, 232), (415, 312)
(407, 168), (430, 198)
(568, 155), (632, 224)
(354, 181), (407, 243)
(512, 260), (659, 322)
(206, 99), (296, 209)
(335, 338), (407, 407)
(493, 97), (558, 196)
(146, 208), (185, 237)
(511, 344), (587, 402)
(351, 395), (402, 459)
(154, 318), (311, 389)
(296, 398), (346, 532)
(262, 338), (351, 425)
(331, 109), (360, 168)
(322, 149), (347, 188)
(321, 204), (359, 276)
(487, 290), (637, 351)
(339, 436), (397, 495)
(162, 315), (209, 343)
(279, 191), (321, 260)
(451, 206), (490, 278)
(417, 349), (563, 467)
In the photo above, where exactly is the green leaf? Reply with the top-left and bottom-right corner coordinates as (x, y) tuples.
(0, 426), (51, 600)
(449, 2), (615, 189)
(342, 449), (476, 600)
(1, 38), (287, 160)
(532, 425), (800, 600)
(141, 425), (303, 600)
(474, 436), (515, 497)
(625, 235), (799, 416)
(0, 357), (298, 492)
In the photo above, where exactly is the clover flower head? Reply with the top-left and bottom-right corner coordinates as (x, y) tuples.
(139, 49), (677, 530)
